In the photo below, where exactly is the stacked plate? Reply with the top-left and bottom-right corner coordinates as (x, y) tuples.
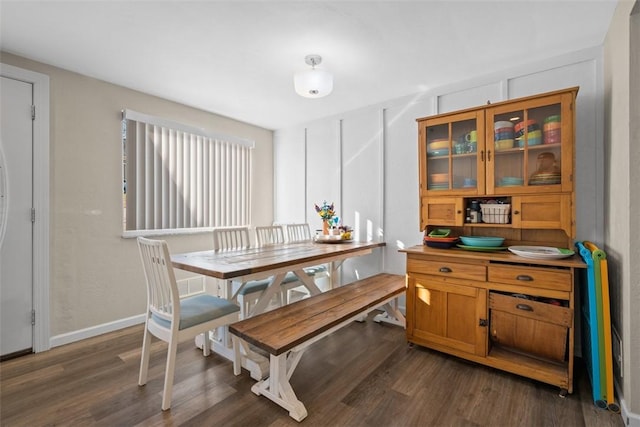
(427, 138), (449, 157)
(498, 176), (524, 187)
(529, 172), (561, 185)
(543, 115), (561, 144)
(494, 121), (514, 151)
(429, 183), (450, 190)
(457, 236), (507, 251)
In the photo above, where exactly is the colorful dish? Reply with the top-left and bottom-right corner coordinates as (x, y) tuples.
(459, 236), (505, 247)
(314, 235), (353, 244)
(457, 244), (508, 252)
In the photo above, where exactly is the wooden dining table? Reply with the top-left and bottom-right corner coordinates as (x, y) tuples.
(171, 239), (386, 379)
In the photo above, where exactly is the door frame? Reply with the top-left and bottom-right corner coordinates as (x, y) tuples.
(1, 63), (50, 352)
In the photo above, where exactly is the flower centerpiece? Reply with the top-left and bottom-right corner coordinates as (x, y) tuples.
(314, 201), (335, 235)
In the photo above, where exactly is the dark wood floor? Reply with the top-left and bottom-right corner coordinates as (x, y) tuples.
(1, 312), (624, 427)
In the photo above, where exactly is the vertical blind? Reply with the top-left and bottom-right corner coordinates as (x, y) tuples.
(123, 110), (253, 232)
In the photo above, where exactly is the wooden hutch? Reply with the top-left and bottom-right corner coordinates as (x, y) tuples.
(401, 87), (587, 395)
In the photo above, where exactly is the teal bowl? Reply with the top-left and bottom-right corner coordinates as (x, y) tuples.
(459, 236), (505, 247)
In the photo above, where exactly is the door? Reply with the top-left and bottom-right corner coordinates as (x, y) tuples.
(0, 75), (34, 357)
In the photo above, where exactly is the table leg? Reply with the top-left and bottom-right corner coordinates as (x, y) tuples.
(373, 298), (406, 328)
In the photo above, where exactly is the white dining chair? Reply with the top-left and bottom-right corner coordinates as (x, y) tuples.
(285, 223), (330, 282)
(255, 225), (306, 304)
(137, 237), (240, 411)
(212, 227), (271, 318)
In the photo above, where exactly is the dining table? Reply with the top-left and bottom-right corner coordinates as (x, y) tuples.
(171, 239), (387, 379)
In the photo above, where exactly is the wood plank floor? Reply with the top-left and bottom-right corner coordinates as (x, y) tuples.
(0, 312), (624, 427)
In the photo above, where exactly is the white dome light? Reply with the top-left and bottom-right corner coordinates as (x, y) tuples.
(294, 55), (333, 98)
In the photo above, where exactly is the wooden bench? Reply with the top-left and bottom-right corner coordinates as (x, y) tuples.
(229, 273), (406, 422)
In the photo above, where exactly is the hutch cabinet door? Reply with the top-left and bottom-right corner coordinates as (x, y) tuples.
(418, 110), (485, 196)
(420, 197), (463, 229)
(484, 91), (576, 196)
(407, 273), (487, 357)
(511, 194), (573, 237)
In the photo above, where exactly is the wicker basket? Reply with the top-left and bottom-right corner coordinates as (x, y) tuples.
(481, 204), (510, 224)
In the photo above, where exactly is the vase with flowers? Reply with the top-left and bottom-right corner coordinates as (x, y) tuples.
(314, 201), (335, 235)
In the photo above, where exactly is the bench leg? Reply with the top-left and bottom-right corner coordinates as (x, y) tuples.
(251, 351), (308, 422)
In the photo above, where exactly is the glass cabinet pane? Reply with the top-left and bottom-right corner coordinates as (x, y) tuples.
(451, 119), (478, 189)
(491, 102), (562, 189)
(425, 119), (477, 191)
(425, 123), (450, 191)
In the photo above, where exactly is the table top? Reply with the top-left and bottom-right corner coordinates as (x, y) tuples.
(171, 240), (386, 279)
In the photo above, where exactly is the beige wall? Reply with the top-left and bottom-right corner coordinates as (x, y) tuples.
(603, 0), (639, 417)
(0, 52), (274, 337)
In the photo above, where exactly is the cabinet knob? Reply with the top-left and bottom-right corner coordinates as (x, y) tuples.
(513, 210), (520, 215)
(439, 267), (452, 273)
(457, 210), (462, 214)
(516, 275), (533, 281)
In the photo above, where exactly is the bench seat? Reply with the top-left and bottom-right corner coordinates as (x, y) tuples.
(229, 272), (405, 421)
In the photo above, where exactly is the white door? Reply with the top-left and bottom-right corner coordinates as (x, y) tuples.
(0, 75), (34, 357)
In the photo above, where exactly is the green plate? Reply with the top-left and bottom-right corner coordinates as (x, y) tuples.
(457, 244), (508, 252)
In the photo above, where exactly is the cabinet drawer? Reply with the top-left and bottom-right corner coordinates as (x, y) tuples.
(488, 264), (571, 292)
(407, 258), (486, 281)
(489, 292), (571, 362)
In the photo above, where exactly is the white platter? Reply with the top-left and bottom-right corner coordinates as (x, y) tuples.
(508, 245), (575, 259)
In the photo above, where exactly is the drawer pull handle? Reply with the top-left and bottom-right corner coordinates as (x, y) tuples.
(439, 267), (452, 273)
(516, 303), (533, 312)
(516, 275), (533, 281)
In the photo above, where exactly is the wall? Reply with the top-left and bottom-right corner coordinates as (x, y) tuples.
(603, 0), (639, 423)
(276, 48), (604, 287)
(0, 52), (274, 341)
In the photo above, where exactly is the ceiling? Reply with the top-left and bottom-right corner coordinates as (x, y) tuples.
(0, 1), (618, 130)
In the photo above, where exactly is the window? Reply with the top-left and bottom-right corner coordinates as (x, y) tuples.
(122, 109), (253, 236)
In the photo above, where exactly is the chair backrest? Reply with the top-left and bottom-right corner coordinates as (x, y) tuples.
(212, 227), (251, 252)
(137, 237), (180, 325)
(255, 225), (285, 247)
(286, 223), (313, 243)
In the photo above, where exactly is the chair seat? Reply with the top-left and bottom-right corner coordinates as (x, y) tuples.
(238, 279), (270, 296)
(303, 265), (327, 276)
(152, 294), (240, 330)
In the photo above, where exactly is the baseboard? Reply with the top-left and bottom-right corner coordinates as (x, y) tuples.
(620, 396), (640, 427)
(49, 314), (146, 348)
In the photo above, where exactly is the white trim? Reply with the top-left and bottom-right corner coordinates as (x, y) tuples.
(0, 63), (50, 353)
(50, 314), (146, 348)
(122, 109), (255, 148)
(618, 393), (640, 427)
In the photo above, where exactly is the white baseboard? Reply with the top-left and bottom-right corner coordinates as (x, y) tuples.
(49, 314), (146, 348)
(620, 396), (640, 427)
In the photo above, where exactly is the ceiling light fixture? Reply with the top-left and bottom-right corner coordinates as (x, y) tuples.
(294, 54), (333, 98)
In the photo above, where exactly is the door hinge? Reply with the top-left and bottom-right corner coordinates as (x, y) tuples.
(31, 208), (36, 223)
(479, 319), (488, 327)
(31, 105), (36, 120)
(31, 309), (36, 325)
